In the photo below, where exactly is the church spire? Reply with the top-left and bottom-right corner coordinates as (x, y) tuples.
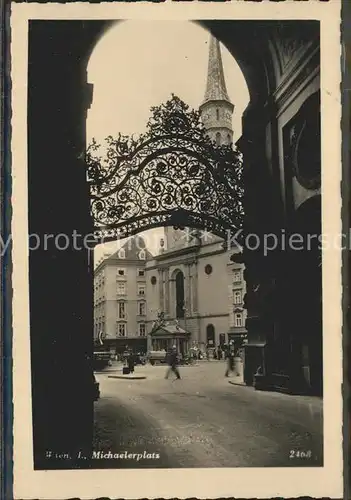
(199, 34), (234, 147)
(202, 35), (232, 105)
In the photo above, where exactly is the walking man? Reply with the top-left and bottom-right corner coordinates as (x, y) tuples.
(225, 345), (235, 377)
(127, 349), (135, 374)
(165, 345), (181, 380)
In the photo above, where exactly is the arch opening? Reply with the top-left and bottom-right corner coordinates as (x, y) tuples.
(87, 20), (249, 260)
(175, 271), (185, 319)
(206, 324), (215, 347)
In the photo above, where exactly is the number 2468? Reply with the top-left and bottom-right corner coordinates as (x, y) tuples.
(289, 450), (312, 459)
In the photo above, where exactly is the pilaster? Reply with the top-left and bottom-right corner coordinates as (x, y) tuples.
(164, 268), (170, 315)
(158, 268), (165, 312)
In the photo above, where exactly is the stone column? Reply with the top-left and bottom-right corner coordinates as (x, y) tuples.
(27, 21), (104, 468)
(147, 331), (153, 352)
(238, 100), (279, 389)
(158, 268), (164, 312)
(164, 268), (170, 315)
(185, 264), (192, 314)
(191, 261), (198, 314)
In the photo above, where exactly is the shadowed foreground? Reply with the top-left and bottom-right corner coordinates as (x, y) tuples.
(92, 362), (323, 469)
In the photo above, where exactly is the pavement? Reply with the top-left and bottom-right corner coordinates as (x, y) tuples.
(93, 360), (323, 469)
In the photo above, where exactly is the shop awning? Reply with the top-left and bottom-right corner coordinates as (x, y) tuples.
(228, 327), (247, 336)
(245, 342), (267, 348)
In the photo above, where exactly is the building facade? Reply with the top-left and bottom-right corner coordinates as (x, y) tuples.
(145, 229), (246, 352)
(227, 257), (247, 345)
(94, 237), (152, 354)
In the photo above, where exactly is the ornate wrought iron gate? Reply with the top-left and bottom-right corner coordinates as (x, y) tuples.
(87, 95), (244, 243)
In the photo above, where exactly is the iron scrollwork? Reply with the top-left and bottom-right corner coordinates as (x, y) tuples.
(86, 95), (244, 243)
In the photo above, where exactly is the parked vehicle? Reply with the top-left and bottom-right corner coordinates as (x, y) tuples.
(147, 350), (167, 365)
(134, 353), (146, 365)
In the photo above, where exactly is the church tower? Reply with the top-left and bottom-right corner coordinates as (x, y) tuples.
(199, 35), (234, 146)
(165, 35), (234, 252)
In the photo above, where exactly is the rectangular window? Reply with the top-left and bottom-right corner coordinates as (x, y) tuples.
(138, 284), (146, 296)
(117, 282), (126, 295)
(139, 323), (146, 336)
(117, 268), (125, 277)
(137, 269), (145, 277)
(234, 313), (243, 327)
(117, 323), (126, 337)
(138, 301), (146, 316)
(118, 302), (126, 319)
(233, 270), (241, 283)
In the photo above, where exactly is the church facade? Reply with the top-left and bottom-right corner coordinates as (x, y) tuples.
(145, 230), (246, 353)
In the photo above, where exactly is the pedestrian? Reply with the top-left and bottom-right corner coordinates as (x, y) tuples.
(225, 346), (235, 377)
(233, 346), (242, 376)
(127, 350), (135, 373)
(165, 345), (181, 380)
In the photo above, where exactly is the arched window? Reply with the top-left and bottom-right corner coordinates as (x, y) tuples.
(175, 271), (185, 318)
(227, 134), (231, 145)
(216, 108), (219, 120)
(206, 324), (215, 346)
(216, 132), (221, 146)
(118, 248), (126, 259)
(234, 291), (242, 304)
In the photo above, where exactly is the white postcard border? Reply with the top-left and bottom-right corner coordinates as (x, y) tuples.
(11, 1), (343, 498)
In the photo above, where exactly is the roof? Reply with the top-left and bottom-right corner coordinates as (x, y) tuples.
(201, 35), (233, 106)
(151, 322), (190, 337)
(108, 235), (154, 263)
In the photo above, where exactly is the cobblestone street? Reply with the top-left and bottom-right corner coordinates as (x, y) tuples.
(93, 361), (323, 468)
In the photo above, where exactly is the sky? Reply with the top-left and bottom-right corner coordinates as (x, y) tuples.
(86, 20), (250, 263)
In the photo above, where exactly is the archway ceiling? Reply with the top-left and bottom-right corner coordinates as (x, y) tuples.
(82, 19), (270, 103)
(80, 19), (319, 109)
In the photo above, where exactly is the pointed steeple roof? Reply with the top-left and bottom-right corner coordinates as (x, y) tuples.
(202, 35), (232, 105)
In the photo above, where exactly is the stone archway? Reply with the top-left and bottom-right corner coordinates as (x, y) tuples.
(206, 324), (216, 347)
(27, 19), (321, 467)
(289, 195), (322, 395)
